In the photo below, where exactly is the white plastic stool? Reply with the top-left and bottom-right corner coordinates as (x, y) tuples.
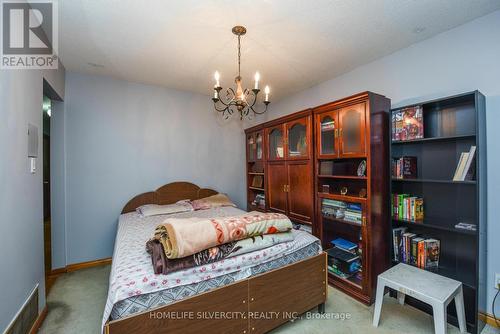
(372, 263), (466, 334)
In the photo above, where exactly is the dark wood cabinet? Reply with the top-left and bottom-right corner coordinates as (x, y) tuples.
(314, 92), (391, 305)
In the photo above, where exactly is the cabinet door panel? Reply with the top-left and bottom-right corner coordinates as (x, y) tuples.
(286, 117), (311, 160)
(287, 161), (313, 223)
(255, 131), (264, 161)
(267, 125), (285, 161)
(316, 111), (339, 159)
(267, 162), (287, 214)
(339, 103), (366, 157)
(247, 133), (256, 162)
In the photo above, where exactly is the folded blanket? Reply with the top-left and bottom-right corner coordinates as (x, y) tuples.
(146, 232), (294, 275)
(154, 211), (293, 259)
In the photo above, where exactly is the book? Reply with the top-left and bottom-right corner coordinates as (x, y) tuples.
(460, 146), (476, 181)
(453, 152), (469, 181)
(392, 156), (418, 179)
(331, 238), (358, 252)
(424, 239), (440, 268)
(392, 106), (424, 141)
(392, 227), (407, 261)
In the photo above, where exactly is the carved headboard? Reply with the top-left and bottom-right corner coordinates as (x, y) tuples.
(121, 182), (218, 214)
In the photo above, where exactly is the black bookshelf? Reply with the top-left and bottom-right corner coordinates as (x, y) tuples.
(389, 91), (487, 334)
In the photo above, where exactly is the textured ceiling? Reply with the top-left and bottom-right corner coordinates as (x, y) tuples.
(59, 0), (500, 101)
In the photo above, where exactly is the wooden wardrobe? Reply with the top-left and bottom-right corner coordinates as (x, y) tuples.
(245, 91), (391, 305)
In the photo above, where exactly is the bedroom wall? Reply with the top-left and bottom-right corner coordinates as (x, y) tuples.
(268, 10), (500, 315)
(63, 72), (255, 265)
(0, 64), (65, 332)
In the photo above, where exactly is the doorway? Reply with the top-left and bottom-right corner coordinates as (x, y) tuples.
(42, 95), (52, 287)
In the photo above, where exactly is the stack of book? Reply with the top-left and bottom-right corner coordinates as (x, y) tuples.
(322, 199), (363, 225)
(453, 146), (476, 181)
(392, 227), (440, 269)
(392, 156), (417, 179)
(392, 106), (424, 142)
(392, 193), (424, 221)
(327, 238), (361, 279)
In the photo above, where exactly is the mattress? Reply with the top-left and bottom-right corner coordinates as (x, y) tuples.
(102, 207), (321, 329)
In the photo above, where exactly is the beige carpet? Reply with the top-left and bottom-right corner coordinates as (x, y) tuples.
(39, 265), (499, 334)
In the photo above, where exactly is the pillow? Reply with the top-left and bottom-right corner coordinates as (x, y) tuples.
(191, 193), (236, 210)
(136, 202), (194, 217)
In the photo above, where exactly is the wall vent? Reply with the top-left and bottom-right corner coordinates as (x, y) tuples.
(4, 285), (39, 334)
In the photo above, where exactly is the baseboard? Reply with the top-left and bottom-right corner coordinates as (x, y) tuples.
(66, 257), (112, 272)
(49, 257), (112, 276)
(479, 312), (499, 328)
(28, 306), (47, 334)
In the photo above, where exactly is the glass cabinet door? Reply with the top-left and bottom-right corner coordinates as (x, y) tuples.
(256, 132), (263, 160)
(287, 120), (309, 159)
(247, 134), (256, 161)
(339, 103), (366, 157)
(317, 113), (338, 157)
(268, 126), (285, 160)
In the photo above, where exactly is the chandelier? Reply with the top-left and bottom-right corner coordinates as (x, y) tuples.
(211, 26), (270, 119)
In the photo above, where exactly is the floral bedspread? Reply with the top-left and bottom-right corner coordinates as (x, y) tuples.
(101, 207), (319, 331)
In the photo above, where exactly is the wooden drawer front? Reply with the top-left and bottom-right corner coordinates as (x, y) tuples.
(108, 281), (249, 334)
(248, 253), (327, 334)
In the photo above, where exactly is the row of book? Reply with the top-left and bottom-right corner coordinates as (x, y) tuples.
(322, 199), (363, 224)
(453, 146), (476, 181)
(392, 227), (440, 269)
(321, 120), (335, 131)
(392, 106), (424, 142)
(392, 156), (417, 179)
(392, 193), (424, 221)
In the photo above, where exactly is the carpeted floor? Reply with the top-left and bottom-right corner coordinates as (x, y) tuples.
(39, 265), (499, 334)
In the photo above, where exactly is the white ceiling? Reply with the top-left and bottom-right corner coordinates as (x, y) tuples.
(59, 0), (500, 101)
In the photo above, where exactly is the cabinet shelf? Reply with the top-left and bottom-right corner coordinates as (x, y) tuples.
(248, 172), (265, 176)
(318, 192), (367, 203)
(323, 215), (363, 228)
(319, 175), (367, 180)
(248, 186), (265, 191)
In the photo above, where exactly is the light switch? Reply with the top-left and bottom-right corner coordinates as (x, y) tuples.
(30, 157), (36, 174)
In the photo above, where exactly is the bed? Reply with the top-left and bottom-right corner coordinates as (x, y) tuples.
(103, 182), (327, 334)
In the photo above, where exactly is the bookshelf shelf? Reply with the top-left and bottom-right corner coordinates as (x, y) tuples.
(389, 91), (486, 334)
(248, 172), (264, 176)
(392, 218), (476, 236)
(391, 134), (476, 145)
(391, 178), (476, 185)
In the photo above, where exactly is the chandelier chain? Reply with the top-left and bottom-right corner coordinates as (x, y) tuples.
(237, 35), (241, 78)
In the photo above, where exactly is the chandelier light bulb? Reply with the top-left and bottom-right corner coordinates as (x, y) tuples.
(214, 71), (220, 87)
(254, 72), (260, 89)
(264, 85), (270, 102)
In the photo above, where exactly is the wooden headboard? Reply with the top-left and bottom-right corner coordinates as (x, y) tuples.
(121, 182), (218, 214)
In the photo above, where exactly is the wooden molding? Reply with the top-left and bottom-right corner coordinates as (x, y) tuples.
(66, 257), (112, 272)
(29, 305), (47, 334)
(479, 312), (499, 328)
